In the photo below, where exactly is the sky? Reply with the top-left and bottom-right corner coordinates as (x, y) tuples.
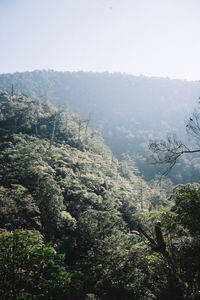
(0, 0), (200, 80)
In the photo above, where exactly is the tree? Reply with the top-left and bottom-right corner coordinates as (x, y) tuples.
(0, 184), (41, 231)
(87, 233), (146, 300)
(0, 230), (84, 300)
(133, 183), (200, 300)
(149, 104), (200, 175)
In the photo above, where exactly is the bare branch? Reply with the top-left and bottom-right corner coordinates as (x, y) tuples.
(149, 133), (200, 175)
(186, 109), (200, 143)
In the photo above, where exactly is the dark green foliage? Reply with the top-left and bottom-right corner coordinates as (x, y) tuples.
(133, 184), (200, 300)
(0, 91), (55, 136)
(0, 185), (41, 230)
(85, 233), (150, 300)
(170, 184), (200, 235)
(3, 89), (200, 299)
(0, 135), (65, 238)
(0, 91), (167, 241)
(0, 230), (84, 300)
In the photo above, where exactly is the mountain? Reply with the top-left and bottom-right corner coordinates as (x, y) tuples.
(0, 90), (173, 298)
(0, 70), (200, 183)
(0, 90), (171, 241)
(0, 90), (200, 299)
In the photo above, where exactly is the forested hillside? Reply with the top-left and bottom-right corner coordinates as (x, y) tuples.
(0, 90), (200, 299)
(1, 70), (200, 183)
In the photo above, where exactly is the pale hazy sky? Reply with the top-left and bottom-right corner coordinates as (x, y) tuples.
(0, 0), (200, 80)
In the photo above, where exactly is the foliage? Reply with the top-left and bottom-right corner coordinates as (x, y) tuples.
(3, 90), (199, 299)
(0, 184), (41, 231)
(170, 183), (200, 235)
(0, 70), (200, 183)
(0, 230), (84, 300)
(0, 91), (169, 236)
(133, 184), (200, 299)
(86, 233), (150, 300)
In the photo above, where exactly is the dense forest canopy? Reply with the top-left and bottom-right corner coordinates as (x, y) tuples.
(1, 70), (200, 184)
(0, 74), (200, 299)
(1, 0), (200, 298)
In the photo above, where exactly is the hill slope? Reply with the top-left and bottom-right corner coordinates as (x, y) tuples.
(0, 90), (171, 246)
(1, 90), (200, 300)
(0, 70), (200, 183)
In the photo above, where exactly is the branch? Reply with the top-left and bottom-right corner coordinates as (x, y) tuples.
(186, 109), (200, 142)
(137, 224), (158, 250)
(149, 134), (200, 175)
(137, 222), (169, 256)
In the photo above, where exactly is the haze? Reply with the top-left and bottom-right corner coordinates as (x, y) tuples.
(0, 0), (200, 80)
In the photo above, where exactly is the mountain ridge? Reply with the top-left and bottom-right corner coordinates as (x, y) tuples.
(0, 70), (200, 183)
